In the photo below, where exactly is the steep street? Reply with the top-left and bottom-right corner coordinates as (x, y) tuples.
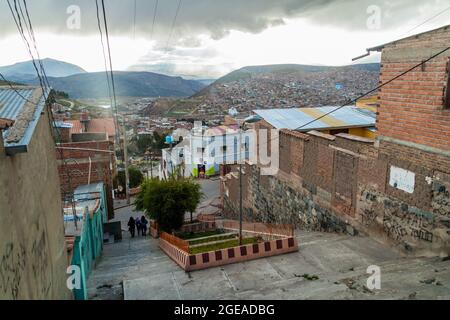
(87, 180), (450, 300)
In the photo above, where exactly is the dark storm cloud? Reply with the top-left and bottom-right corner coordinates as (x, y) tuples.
(0, 0), (439, 43)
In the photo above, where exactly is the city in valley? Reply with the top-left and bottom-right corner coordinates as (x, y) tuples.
(0, 0), (449, 309)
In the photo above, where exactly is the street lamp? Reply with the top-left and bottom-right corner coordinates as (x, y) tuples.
(237, 114), (262, 245)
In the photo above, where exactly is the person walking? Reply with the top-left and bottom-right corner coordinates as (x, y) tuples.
(135, 216), (142, 236)
(127, 217), (136, 238)
(141, 215), (148, 237)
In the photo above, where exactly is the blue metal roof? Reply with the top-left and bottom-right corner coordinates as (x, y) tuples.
(0, 87), (49, 154)
(253, 106), (376, 132)
(0, 88), (34, 119)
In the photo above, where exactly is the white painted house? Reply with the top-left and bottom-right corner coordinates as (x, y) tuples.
(161, 124), (253, 178)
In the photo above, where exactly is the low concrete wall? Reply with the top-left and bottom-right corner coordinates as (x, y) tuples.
(149, 220), (159, 238)
(159, 237), (189, 269)
(159, 236), (298, 271)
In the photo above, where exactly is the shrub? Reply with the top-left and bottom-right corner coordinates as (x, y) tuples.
(116, 166), (144, 189)
(135, 178), (203, 233)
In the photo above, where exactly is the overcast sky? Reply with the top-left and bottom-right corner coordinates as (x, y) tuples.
(0, 0), (449, 78)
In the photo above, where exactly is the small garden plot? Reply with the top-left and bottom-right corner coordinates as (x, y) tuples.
(177, 229), (224, 240)
(189, 236), (262, 254)
(175, 229), (264, 254)
(188, 233), (237, 246)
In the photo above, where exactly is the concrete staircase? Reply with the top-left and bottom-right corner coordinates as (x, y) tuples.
(87, 231), (450, 300)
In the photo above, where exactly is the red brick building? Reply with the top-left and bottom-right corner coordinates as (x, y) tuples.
(372, 25), (450, 151)
(55, 115), (117, 219)
(221, 26), (450, 257)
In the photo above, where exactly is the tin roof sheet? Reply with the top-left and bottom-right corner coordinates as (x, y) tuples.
(0, 86), (49, 154)
(253, 106), (375, 132)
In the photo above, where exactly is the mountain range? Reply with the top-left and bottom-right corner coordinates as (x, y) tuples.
(1, 58), (380, 100)
(0, 58), (86, 79)
(0, 58), (206, 99)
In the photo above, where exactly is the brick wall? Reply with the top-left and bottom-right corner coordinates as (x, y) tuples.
(222, 27), (450, 257)
(222, 127), (450, 257)
(377, 26), (450, 151)
(56, 140), (115, 219)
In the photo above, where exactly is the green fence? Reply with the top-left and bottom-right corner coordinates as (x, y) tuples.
(70, 183), (107, 300)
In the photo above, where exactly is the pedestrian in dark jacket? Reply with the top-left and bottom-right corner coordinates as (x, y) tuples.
(127, 217), (136, 238)
(141, 216), (148, 237)
(135, 217), (142, 236)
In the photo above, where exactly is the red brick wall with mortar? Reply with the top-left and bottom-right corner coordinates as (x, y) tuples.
(56, 140), (116, 219)
(222, 127), (450, 256)
(377, 26), (450, 151)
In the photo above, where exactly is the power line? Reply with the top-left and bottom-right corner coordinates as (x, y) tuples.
(21, 0), (52, 90)
(6, 0), (77, 217)
(100, 0), (119, 121)
(94, 0), (117, 141)
(150, 0), (159, 42)
(99, 0), (131, 204)
(292, 44), (450, 132)
(0, 72), (37, 104)
(164, 0), (182, 53)
(400, 6), (450, 38)
(133, 0), (137, 39)
(6, 0), (46, 93)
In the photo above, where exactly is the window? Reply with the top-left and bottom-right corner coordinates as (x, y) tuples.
(221, 146), (227, 152)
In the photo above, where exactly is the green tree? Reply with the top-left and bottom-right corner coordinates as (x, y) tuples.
(137, 134), (153, 153)
(135, 178), (203, 232)
(151, 131), (168, 155)
(117, 166), (144, 189)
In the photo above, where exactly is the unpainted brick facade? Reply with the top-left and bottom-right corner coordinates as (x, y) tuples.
(56, 140), (116, 219)
(222, 27), (450, 257)
(377, 26), (450, 151)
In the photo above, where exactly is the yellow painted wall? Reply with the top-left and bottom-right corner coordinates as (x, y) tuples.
(349, 127), (377, 139)
(356, 96), (378, 112)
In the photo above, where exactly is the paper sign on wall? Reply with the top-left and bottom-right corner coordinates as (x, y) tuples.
(389, 165), (415, 194)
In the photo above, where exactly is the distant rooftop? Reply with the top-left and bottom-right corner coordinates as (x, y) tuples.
(64, 182), (105, 236)
(192, 124), (239, 136)
(0, 86), (49, 154)
(66, 118), (115, 137)
(253, 106), (375, 132)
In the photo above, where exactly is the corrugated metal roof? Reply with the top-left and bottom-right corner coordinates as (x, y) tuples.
(253, 106), (375, 132)
(0, 88), (34, 120)
(0, 86), (48, 154)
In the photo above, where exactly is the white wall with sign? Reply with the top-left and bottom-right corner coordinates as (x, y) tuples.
(389, 165), (415, 194)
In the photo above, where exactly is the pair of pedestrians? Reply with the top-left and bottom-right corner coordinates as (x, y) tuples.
(128, 215), (148, 238)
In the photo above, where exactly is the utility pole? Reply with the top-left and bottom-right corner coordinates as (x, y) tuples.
(122, 120), (130, 205)
(239, 121), (243, 245)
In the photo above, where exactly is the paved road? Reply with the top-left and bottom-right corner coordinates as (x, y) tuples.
(198, 178), (220, 200)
